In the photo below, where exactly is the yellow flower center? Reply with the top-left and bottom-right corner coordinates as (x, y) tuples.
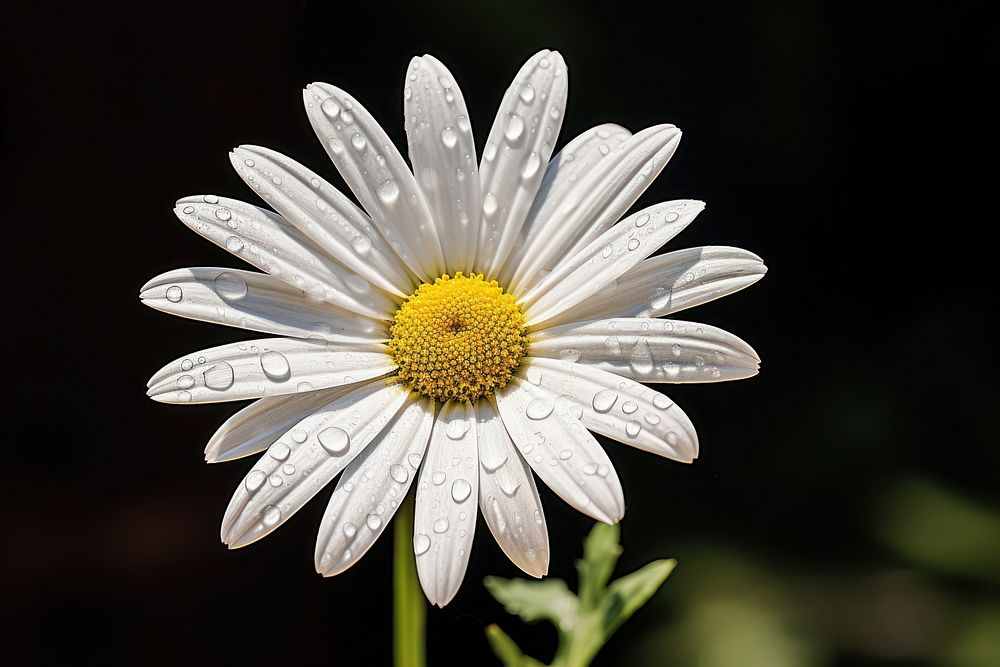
(387, 272), (528, 402)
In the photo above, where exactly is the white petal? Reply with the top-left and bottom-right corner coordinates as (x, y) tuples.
(140, 267), (385, 343)
(404, 55), (481, 272)
(414, 400), (479, 607)
(315, 395), (434, 576)
(229, 145), (415, 295)
(522, 200), (705, 328)
(146, 338), (394, 404)
(476, 50), (568, 278)
(507, 125), (681, 295)
(495, 378), (624, 524)
(477, 398), (549, 577)
(221, 380), (409, 549)
(496, 123), (631, 287)
(518, 357), (698, 462)
(529, 318), (759, 383)
(304, 83), (445, 281)
(205, 385), (359, 463)
(175, 196), (396, 319)
(541, 246), (767, 326)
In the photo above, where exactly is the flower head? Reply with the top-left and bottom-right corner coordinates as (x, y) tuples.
(142, 49), (765, 606)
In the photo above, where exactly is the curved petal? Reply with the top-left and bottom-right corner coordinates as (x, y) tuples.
(304, 83), (445, 280)
(315, 395), (434, 576)
(522, 200), (705, 328)
(529, 318), (760, 383)
(404, 55), (481, 272)
(477, 398), (549, 577)
(496, 123), (631, 287)
(146, 338), (394, 404)
(507, 125), (681, 295)
(540, 246), (767, 327)
(495, 378), (624, 524)
(229, 145), (415, 295)
(476, 50), (568, 278)
(518, 357), (699, 462)
(140, 267), (386, 343)
(221, 380), (410, 548)
(414, 400), (479, 607)
(175, 196), (396, 319)
(205, 385), (359, 463)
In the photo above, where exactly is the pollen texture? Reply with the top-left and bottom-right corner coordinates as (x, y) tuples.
(387, 272), (528, 402)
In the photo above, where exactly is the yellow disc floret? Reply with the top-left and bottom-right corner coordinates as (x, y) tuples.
(387, 272), (528, 402)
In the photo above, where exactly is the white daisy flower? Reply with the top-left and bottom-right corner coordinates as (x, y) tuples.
(142, 49), (765, 607)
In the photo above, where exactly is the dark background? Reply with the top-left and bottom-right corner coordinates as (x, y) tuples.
(4, 1), (998, 664)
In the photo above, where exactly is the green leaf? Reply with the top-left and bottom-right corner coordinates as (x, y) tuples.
(576, 522), (621, 609)
(601, 559), (676, 636)
(485, 576), (579, 625)
(485, 523), (675, 667)
(485, 624), (547, 667)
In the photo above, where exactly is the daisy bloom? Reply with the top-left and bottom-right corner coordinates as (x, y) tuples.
(142, 49), (765, 607)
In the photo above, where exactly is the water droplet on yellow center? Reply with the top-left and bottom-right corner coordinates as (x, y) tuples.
(387, 272), (528, 402)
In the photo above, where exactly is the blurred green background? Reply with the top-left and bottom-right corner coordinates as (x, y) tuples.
(4, 0), (996, 664)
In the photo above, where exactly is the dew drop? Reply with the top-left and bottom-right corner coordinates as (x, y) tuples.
(446, 416), (470, 440)
(243, 158), (255, 168)
(504, 114), (524, 142)
(225, 236), (244, 252)
(182, 205), (195, 214)
(176, 374), (195, 389)
(376, 179), (400, 205)
(625, 420), (642, 438)
(665, 211), (680, 223)
(318, 427), (350, 456)
(484, 141), (498, 161)
(321, 98), (341, 118)
(366, 514), (382, 530)
(165, 285), (183, 303)
(666, 431), (679, 446)
(282, 463), (295, 475)
(180, 359), (194, 371)
(259, 351), (291, 382)
(582, 463), (599, 475)
(203, 194), (220, 204)
(203, 361), (235, 391)
(351, 133), (367, 151)
(627, 238), (641, 251)
(440, 126), (458, 148)
(622, 401), (638, 414)
(521, 151), (541, 179)
(518, 83), (535, 103)
(451, 478), (472, 503)
(407, 453), (423, 469)
(432, 471), (447, 485)
(433, 517), (450, 533)
(559, 348), (582, 362)
(559, 449), (573, 460)
(635, 213), (650, 227)
(483, 191), (499, 217)
(269, 474), (283, 487)
(261, 505), (282, 527)
(414, 533), (431, 555)
(245, 470), (267, 492)
(343, 522), (357, 538)
(644, 413), (662, 425)
(592, 389), (618, 413)
(526, 397), (553, 420)
(390, 464), (409, 484)
(268, 441), (290, 460)
(214, 272), (248, 300)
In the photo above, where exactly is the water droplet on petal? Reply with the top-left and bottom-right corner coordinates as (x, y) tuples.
(203, 361), (235, 391)
(351, 133), (367, 151)
(451, 478), (472, 503)
(592, 389), (618, 413)
(665, 211), (680, 223)
(433, 517), (450, 533)
(625, 420), (642, 438)
(526, 397), (553, 420)
(483, 191), (499, 217)
(165, 286), (183, 303)
(504, 114), (524, 142)
(376, 179), (400, 205)
(318, 427), (350, 456)
(521, 151), (541, 179)
(268, 441), (290, 460)
(245, 470), (267, 492)
(440, 126), (458, 148)
(225, 236), (244, 252)
(321, 98), (341, 118)
(518, 83), (535, 103)
(366, 513), (382, 530)
(407, 453), (422, 469)
(432, 471), (447, 485)
(343, 522), (357, 538)
(260, 350), (291, 382)
(261, 505), (282, 527)
(622, 401), (638, 414)
(414, 533), (430, 555)
(390, 464), (409, 484)
(214, 272), (248, 300)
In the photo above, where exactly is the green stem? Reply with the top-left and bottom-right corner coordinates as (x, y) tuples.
(394, 495), (426, 667)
